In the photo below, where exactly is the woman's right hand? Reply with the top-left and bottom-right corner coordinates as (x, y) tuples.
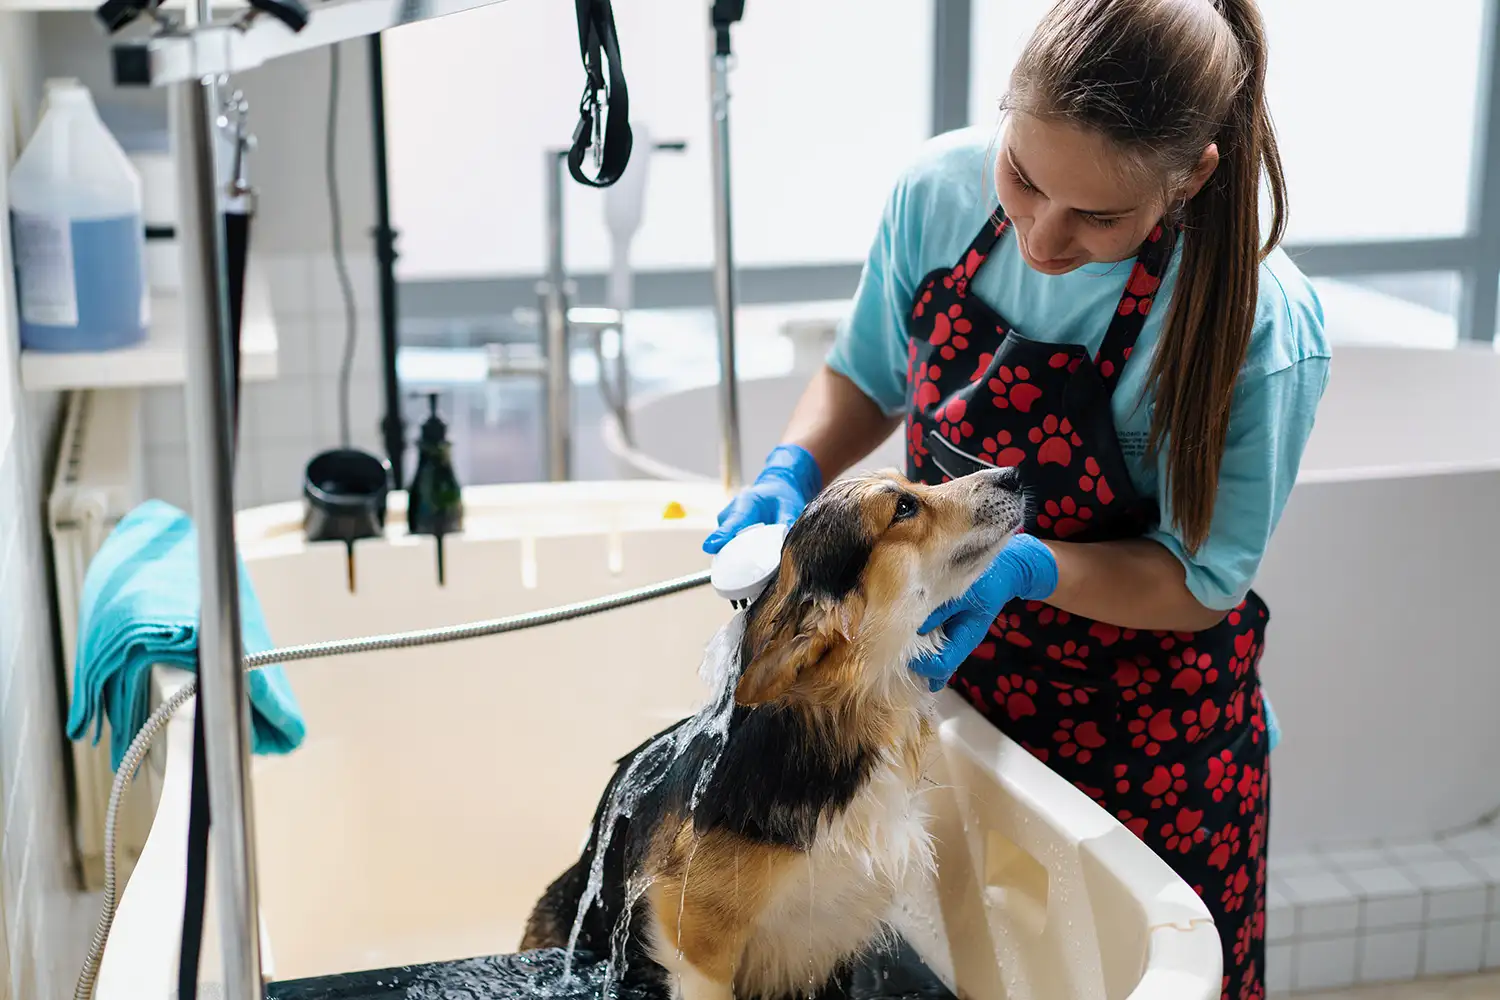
(702, 444), (823, 554)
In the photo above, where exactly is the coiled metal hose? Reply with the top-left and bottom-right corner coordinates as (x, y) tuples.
(75, 568), (713, 1000)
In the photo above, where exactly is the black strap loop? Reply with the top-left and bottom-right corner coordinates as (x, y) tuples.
(568, 0), (632, 188)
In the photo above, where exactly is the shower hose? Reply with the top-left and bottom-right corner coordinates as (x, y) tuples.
(74, 567), (713, 1000)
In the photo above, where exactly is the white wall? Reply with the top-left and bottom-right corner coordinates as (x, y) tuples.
(0, 13), (82, 997)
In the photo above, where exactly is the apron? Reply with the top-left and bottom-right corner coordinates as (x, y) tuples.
(905, 209), (1272, 1000)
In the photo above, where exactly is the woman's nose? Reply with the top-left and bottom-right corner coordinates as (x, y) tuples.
(1028, 215), (1070, 260)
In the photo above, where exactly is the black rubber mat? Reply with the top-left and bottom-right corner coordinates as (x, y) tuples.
(266, 939), (958, 1000)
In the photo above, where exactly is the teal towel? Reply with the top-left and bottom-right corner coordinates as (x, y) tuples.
(66, 499), (306, 771)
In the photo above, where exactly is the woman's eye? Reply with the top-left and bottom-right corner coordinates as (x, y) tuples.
(893, 495), (919, 523)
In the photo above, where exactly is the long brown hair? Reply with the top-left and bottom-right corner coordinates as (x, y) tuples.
(1003, 0), (1287, 553)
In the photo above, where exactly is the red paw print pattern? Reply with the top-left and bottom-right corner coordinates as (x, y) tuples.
(1108, 262), (1163, 355)
(988, 365), (1043, 413)
(1044, 639), (1090, 670)
(1206, 751), (1240, 803)
(1089, 621), (1138, 648)
(1046, 350), (1082, 374)
(978, 430), (1026, 468)
(1054, 718), (1107, 764)
(1036, 496), (1093, 538)
(912, 359), (942, 411)
(1032, 603), (1073, 626)
(1169, 648), (1219, 696)
(990, 677), (1038, 722)
(1208, 823), (1243, 871)
(1220, 863), (1250, 913)
(1077, 457), (1117, 505)
(969, 351), (994, 384)
(942, 248), (984, 296)
(905, 420), (929, 469)
(1029, 415), (1083, 466)
(1161, 807), (1207, 854)
(936, 398), (974, 443)
(1230, 630), (1262, 679)
(991, 610), (1032, 649)
(1116, 809), (1150, 841)
(1050, 680), (1091, 707)
(1144, 762), (1188, 809)
(994, 674), (1038, 720)
(930, 305), (974, 361)
(1128, 705), (1179, 757)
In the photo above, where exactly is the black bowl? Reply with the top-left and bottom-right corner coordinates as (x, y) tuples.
(302, 448), (391, 545)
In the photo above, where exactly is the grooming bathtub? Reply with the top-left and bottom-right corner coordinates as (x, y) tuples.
(96, 480), (1219, 999)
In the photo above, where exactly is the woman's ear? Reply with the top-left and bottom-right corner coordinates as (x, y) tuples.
(1181, 142), (1221, 200)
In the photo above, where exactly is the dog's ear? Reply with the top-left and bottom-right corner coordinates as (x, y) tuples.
(736, 609), (846, 706)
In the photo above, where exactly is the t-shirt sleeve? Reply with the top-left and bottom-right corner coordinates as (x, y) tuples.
(1146, 355), (1331, 611)
(825, 176), (919, 418)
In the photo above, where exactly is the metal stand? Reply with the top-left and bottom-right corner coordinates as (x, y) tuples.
(709, 0), (744, 492)
(368, 34), (408, 485)
(539, 149), (574, 481)
(171, 66), (264, 1000)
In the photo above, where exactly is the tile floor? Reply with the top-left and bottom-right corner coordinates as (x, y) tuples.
(1296, 970), (1500, 998)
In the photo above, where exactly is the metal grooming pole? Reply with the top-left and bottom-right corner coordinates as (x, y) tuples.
(709, 0), (745, 492)
(172, 38), (264, 1000)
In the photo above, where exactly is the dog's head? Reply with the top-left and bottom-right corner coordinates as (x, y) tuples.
(736, 467), (1025, 707)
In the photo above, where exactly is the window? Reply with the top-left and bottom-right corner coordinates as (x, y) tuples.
(967, 1), (1488, 244)
(382, 0), (932, 281)
(1314, 272), (1460, 349)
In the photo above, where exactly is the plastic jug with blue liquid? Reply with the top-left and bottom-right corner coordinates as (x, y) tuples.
(8, 78), (148, 353)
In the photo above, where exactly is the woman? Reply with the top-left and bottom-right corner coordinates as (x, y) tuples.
(702, 0), (1329, 996)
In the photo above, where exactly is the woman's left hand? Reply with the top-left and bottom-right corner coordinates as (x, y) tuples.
(910, 534), (1059, 692)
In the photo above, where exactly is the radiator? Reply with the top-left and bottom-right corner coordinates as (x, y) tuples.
(49, 388), (153, 889)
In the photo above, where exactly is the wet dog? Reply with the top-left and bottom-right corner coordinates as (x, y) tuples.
(521, 468), (1025, 1000)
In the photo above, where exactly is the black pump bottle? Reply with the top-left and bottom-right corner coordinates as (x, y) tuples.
(406, 393), (463, 584)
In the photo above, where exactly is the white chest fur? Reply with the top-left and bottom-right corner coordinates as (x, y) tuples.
(734, 748), (936, 1000)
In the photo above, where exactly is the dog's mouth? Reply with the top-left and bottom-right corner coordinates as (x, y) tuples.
(948, 518), (1019, 571)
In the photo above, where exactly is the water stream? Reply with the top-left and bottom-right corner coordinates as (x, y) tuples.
(561, 613), (746, 990)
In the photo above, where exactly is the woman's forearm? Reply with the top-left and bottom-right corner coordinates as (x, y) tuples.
(1041, 537), (1227, 632)
(782, 366), (904, 484)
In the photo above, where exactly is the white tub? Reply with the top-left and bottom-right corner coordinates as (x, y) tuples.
(602, 343), (1500, 851)
(97, 481), (1219, 999)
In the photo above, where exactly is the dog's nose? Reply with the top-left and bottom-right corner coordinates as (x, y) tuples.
(987, 466), (1023, 493)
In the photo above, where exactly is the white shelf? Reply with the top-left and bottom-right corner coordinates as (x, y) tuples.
(115, 0), (511, 85)
(0, 0), (244, 11)
(19, 264), (278, 392)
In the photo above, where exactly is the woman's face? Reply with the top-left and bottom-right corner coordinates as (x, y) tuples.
(995, 114), (1208, 275)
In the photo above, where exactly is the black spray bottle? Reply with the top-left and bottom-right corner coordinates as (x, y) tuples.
(406, 393), (463, 584)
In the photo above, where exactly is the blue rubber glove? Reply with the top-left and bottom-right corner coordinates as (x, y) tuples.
(910, 533), (1059, 692)
(703, 444), (823, 554)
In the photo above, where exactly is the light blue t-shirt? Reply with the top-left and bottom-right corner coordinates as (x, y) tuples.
(827, 127), (1331, 612)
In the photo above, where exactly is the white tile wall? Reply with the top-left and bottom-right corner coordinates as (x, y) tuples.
(143, 251), (385, 512)
(1268, 822), (1500, 995)
(0, 17), (94, 992)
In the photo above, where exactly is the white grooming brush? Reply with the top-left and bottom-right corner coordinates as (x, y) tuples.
(710, 522), (787, 610)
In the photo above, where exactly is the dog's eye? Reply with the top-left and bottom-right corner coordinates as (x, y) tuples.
(892, 494), (919, 524)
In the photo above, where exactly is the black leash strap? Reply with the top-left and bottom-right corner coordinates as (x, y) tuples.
(177, 204), (252, 1000)
(568, 0), (632, 188)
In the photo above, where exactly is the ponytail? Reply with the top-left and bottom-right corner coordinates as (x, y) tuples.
(1148, 0), (1286, 552)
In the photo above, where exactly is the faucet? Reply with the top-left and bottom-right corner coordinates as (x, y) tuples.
(492, 140), (687, 481)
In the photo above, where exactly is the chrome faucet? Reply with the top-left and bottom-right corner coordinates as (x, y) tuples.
(495, 142), (686, 481)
